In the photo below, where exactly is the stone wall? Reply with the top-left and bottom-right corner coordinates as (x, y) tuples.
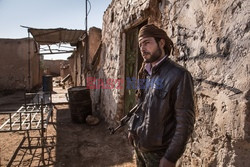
(101, 0), (250, 166)
(0, 38), (41, 90)
(158, 0), (250, 166)
(98, 0), (151, 123)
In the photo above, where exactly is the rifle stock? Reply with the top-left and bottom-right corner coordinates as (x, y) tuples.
(109, 103), (142, 134)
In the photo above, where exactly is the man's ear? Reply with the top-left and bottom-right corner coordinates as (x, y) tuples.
(159, 39), (165, 48)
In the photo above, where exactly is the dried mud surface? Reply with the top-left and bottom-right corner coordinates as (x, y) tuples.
(0, 90), (136, 167)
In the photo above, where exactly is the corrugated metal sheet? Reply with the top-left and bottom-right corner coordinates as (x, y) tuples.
(28, 28), (86, 45)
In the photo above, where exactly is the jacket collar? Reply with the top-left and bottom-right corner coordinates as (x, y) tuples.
(144, 56), (169, 75)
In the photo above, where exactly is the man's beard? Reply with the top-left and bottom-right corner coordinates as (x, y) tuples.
(143, 46), (162, 63)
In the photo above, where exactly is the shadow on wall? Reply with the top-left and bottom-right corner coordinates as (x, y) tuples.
(194, 78), (243, 95)
(233, 140), (250, 166)
(176, 36), (231, 62)
(88, 43), (123, 122)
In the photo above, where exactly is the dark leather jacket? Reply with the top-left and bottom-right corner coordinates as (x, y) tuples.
(129, 57), (195, 163)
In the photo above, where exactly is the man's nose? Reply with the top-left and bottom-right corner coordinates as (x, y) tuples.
(140, 45), (146, 52)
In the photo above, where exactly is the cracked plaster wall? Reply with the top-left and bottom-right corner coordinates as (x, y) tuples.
(100, 0), (250, 166)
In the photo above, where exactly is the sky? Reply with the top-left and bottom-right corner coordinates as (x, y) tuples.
(0, 0), (112, 59)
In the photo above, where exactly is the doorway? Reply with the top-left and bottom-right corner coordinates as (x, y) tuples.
(124, 22), (147, 114)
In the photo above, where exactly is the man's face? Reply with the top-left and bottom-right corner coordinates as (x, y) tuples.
(139, 37), (162, 64)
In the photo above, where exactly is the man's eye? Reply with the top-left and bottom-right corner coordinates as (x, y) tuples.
(143, 42), (149, 46)
(139, 41), (149, 48)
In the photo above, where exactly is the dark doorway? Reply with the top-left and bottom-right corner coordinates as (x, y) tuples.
(124, 22), (147, 114)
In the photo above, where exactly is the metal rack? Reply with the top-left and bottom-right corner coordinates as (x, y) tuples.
(0, 92), (54, 166)
(0, 104), (52, 132)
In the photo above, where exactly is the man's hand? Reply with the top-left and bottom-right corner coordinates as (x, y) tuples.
(159, 157), (175, 167)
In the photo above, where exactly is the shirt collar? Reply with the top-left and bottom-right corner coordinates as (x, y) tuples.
(145, 56), (167, 75)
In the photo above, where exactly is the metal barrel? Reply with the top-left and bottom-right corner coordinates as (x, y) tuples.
(42, 75), (53, 92)
(68, 86), (92, 123)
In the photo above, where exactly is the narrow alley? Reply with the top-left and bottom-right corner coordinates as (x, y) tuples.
(0, 81), (136, 166)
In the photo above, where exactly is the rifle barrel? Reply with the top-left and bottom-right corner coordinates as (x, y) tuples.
(108, 103), (142, 134)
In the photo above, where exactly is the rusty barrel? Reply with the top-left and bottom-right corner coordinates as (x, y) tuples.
(68, 86), (92, 123)
(42, 75), (53, 92)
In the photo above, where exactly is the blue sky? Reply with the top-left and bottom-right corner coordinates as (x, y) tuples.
(0, 0), (112, 59)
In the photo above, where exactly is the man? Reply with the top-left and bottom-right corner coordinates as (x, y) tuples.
(128, 24), (195, 167)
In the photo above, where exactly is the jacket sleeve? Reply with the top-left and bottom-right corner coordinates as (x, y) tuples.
(164, 70), (195, 163)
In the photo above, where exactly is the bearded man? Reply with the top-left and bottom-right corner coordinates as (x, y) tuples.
(128, 24), (195, 167)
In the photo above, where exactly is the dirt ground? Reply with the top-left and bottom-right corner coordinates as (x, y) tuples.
(0, 88), (136, 167)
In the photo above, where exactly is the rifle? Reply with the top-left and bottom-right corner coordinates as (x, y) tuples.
(108, 103), (142, 134)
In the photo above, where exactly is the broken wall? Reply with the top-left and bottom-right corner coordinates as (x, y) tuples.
(60, 63), (70, 79)
(43, 60), (68, 76)
(0, 38), (41, 90)
(85, 27), (102, 115)
(101, 0), (250, 166)
(88, 27), (102, 67)
(68, 49), (82, 86)
(69, 26), (101, 87)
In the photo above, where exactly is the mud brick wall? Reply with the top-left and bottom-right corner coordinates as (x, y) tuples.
(43, 60), (68, 76)
(0, 38), (41, 90)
